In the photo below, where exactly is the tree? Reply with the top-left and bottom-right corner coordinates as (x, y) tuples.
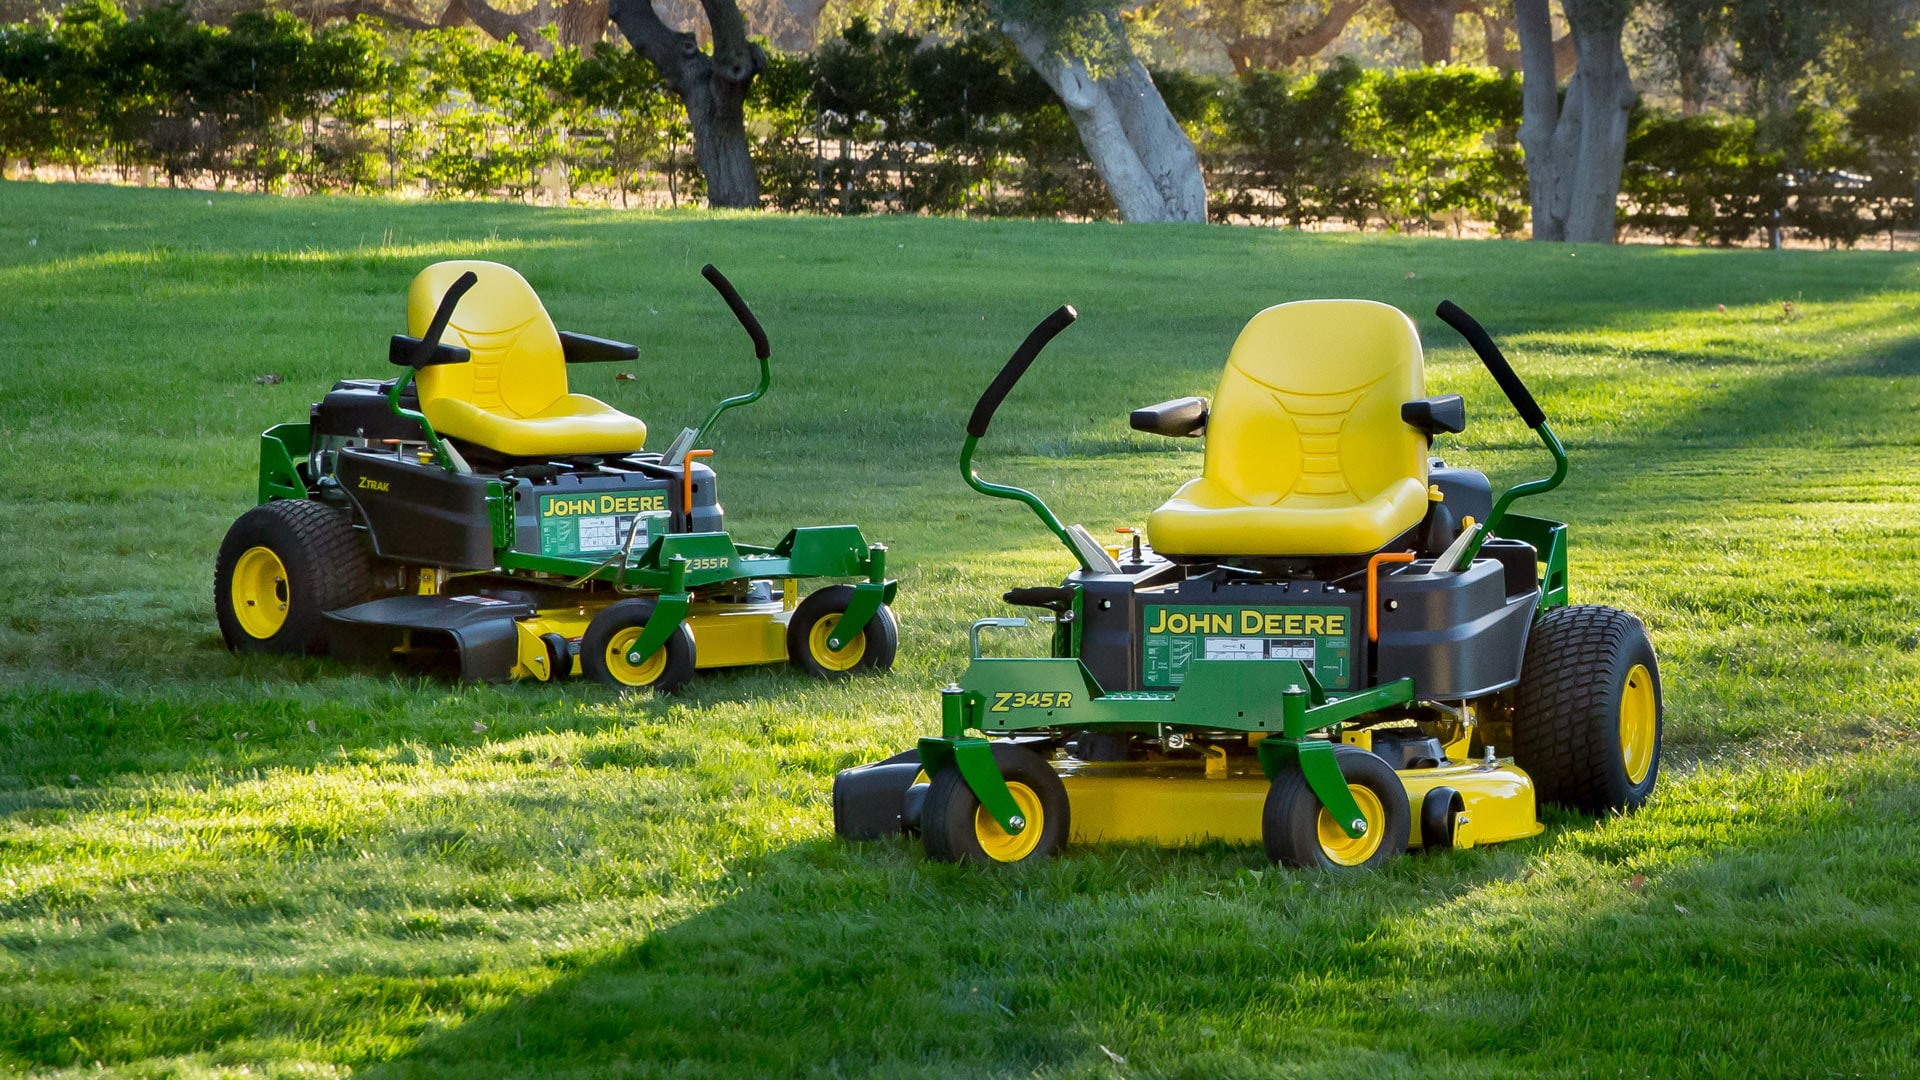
(1515, 0), (1634, 242)
(989, 2), (1207, 221)
(1633, 0), (1719, 115)
(319, 0), (610, 56)
(1189, 0), (1369, 74)
(1386, 0), (1462, 65)
(607, 0), (764, 207)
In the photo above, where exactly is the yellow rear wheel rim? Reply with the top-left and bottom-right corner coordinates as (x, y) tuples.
(1620, 663), (1657, 785)
(974, 781), (1044, 862)
(808, 613), (866, 672)
(231, 546), (290, 639)
(605, 625), (668, 687)
(1316, 784), (1386, 867)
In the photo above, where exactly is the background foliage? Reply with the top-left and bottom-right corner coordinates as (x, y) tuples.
(1, 2), (1914, 241)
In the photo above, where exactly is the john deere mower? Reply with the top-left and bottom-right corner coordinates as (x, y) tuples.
(834, 299), (1660, 867)
(214, 261), (898, 692)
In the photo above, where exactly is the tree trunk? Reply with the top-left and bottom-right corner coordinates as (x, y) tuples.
(1515, 0), (1633, 243)
(608, 0), (764, 208)
(769, 0), (832, 51)
(1002, 12), (1208, 223)
(1470, 5), (1576, 76)
(1389, 0), (1463, 65)
(1225, 0), (1368, 74)
(555, 0), (610, 49)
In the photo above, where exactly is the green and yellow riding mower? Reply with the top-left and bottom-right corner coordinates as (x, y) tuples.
(215, 261), (898, 693)
(834, 299), (1660, 867)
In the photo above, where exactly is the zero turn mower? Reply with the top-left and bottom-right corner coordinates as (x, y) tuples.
(215, 261), (898, 692)
(834, 299), (1660, 867)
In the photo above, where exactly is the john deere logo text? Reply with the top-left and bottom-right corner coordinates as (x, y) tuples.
(1145, 608), (1346, 637)
(356, 476), (390, 492)
(542, 493), (666, 517)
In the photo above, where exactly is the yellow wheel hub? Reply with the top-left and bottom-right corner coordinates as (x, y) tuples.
(231, 546), (290, 640)
(808, 613), (866, 672)
(605, 626), (668, 687)
(1619, 662), (1657, 785)
(1316, 784), (1386, 867)
(974, 781), (1044, 862)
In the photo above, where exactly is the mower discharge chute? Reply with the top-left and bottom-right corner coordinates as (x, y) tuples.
(835, 299), (1660, 867)
(215, 261), (899, 693)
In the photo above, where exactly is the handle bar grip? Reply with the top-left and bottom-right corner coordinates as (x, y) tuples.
(1436, 300), (1544, 429)
(416, 271), (479, 363)
(701, 264), (770, 360)
(967, 305), (1077, 439)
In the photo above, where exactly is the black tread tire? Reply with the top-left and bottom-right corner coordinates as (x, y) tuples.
(1510, 604), (1663, 814)
(1420, 786), (1464, 851)
(214, 499), (372, 656)
(579, 598), (697, 694)
(922, 744), (1069, 864)
(1263, 744), (1411, 869)
(786, 584), (899, 678)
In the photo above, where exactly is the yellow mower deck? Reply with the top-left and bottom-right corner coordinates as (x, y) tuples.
(1057, 754), (1545, 850)
(508, 583), (800, 681)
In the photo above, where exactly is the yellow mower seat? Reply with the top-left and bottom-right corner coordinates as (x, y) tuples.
(1146, 300), (1430, 558)
(409, 261), (647, 458)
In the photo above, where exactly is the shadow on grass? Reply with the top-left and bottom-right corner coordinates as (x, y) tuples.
(353, 749), (1920, 1079)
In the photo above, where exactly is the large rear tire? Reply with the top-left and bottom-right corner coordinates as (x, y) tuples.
(1509, 605), (1662, 814)
(921, 745), (1068, 865)
(214, 499), (371, 655)
(1262, 744), (1410, 870)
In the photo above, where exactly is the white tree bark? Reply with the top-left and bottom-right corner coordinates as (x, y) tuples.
(1002, 13), (1208, 223)
(1515, 0), (1634, 243)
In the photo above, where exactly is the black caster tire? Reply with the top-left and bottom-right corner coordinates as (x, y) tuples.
(1510, 605), (1662, 814)
(1263, 744), (1411, 869)
(786, 584), (898, 678)
(1420, 786), (1465, 851)
(921, 744), (1069, 864)
(214, 499), (371, 656)
(580, 598), (697, 693)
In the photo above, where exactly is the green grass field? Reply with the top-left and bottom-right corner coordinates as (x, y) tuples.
(2, 180), (1918, 1079)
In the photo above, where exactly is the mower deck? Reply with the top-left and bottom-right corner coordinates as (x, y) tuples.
(1053, 754), (1543, 850)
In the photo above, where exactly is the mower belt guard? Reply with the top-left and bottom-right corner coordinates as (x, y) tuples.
(338, 448), (495, 570)
(327, 594), (533, 682)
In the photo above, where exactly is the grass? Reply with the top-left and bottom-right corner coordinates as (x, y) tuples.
(1, 179), (1918, 1079)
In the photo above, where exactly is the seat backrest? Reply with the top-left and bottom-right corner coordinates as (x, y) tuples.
(1204, 299), (1426, 507)
(409, 261), (568, 419)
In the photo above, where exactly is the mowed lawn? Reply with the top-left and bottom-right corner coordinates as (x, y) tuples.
(1, 179), (1918, 1079)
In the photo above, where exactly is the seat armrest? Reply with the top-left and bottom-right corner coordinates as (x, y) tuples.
(1004, 586), (1075, 612)
(388, 334), (471, 369)
(1130, 396), (1208, 437)
(1402, 394), (1466, 436)
(560, 331), (640, 363)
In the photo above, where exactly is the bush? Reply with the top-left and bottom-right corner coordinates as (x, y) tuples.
(0, 0), (1908, 241)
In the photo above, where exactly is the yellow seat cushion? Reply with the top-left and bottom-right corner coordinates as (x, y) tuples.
(408, 261), (647, 458)
(422, 394), (648, 459)
(1146, 299), (1429, 558)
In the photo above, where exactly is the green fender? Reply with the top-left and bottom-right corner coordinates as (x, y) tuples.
(918, 735), (1027, 835)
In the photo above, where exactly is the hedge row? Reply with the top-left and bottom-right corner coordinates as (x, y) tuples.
(4, 2), (1915, 243)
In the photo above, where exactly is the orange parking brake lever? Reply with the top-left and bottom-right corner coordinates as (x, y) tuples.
(1367, 552), (1418, 642)
(684, 449), (714, 528)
